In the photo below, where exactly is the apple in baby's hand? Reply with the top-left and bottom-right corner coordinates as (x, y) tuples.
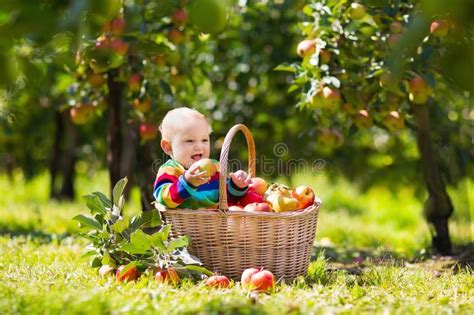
(248, 177), (269, 196)
(291, 186), (315, 209)
(195, 158), (217, 177)
(116, 265), (140, 282)
(243, 202), (273, 212)
(240, 191), (264, 206)
(205, 275), (231, 288)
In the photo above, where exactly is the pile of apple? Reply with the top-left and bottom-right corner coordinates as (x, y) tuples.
(229, 177), (316, 213)
(109, 264), (275, 292)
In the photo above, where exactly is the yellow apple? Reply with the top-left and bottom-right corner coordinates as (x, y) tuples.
(195, 158), (217, 177)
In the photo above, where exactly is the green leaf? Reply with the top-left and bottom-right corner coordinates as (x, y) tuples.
(81, 249), (97, 258)
(112, 177), (128, 208)
(73, 214), (102, 231)
(121, 230), (152, 254)
(101, 250), (111, 265)
(184, 265), (213, 276)
(91, 192), (112, 209)
(90, 256), (102, 268)
(83, 194), (106, 216)
(111, 217), (129, 233)
(274, 64), (296, 72)
(158, 225), (171, 241)
(167, 236), (189, 252)
(287, 84), (301, 93)
(150, 232), (166, 252)
(140, 210), (163, 228)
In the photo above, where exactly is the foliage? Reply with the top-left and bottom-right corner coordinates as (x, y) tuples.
(73, 177), (210, 278)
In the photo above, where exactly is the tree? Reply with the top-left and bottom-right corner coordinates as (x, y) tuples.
(284, 0), (473, 255)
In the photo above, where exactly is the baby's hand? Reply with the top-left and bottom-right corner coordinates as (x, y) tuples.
(230, 170), (251, 189)
(185, 164), (210, 187)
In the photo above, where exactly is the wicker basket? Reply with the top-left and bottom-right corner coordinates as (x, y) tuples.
(158, 124), (320, 281)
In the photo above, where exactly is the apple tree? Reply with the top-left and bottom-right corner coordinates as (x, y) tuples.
(283, 0), (473, 254)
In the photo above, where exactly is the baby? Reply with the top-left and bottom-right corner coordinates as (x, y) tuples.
(153, 107), (251, 209)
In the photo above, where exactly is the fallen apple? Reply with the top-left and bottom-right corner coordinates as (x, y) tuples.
(155, 267), (179, 285)
(116, 265), (140, 282)
(242, 268), (275, 293)
(98, 264), (115, 277)
(205, 275), (231, 288)
(241, 268), (260, 288)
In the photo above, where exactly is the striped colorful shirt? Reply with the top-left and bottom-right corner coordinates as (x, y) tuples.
(153, 159), (248, 209)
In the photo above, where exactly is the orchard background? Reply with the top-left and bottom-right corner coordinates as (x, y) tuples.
(0, 0), (472, 313)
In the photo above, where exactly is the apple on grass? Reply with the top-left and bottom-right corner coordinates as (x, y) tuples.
(241, 268), (275, 293)
(205, 275), (231, 288)
(116, 265), (140, 282)
(155, 267), (179, 285)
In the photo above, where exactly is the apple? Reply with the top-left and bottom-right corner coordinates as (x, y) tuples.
(242, 268), (275, 292)
(409, 91), (429, 104)
(70, 104), (94, 125)
(128, 73), (141, 92)
(241, 268), (260, 288)
(349, 3), (366, 20)
(116, 265), (140, 282)
(168, 28), (185, 44)
(408, 76), (427, 93)
(243, 202), (273, 212)
(319, 49), (331, 64)
(188, 0), (228, 34)
(132, 98), (151, 113)
(248, 177), (269, 196)
(264, 183), (292, 199)
(88, 73), (106, 88)
(387, 33), (402, 48)
(107, 17), (126, 35)
(153, 54), (166, 66)
(390, 21), (403, 34)
(228, 205), (244, 211)
(353, 109), (373, 128)
(205, 275), (230, 288)
(266, 194), (299, 212)
(383, 111), (405, 131)
(155, 267), (179, 285)
(322, 86), (341, 105)
(292, 186), (315, 209)
(316, 128), (344, 149)
(139, 123), (157, 141)
(98, 264), (115, 277)
(342, 103), (356, 114)
(430, 19), (449, 38)
(172, 10), (188, 25)
(110, 38), (129, 55)
(240, 191), (264, 206)
(296, 39), (316, 58)
(195, 158), (217, 177)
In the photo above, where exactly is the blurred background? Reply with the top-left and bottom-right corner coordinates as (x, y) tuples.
(0, 0), (472, 258)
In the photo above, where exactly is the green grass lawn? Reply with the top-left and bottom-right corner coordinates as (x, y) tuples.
(0, 171), (472, 314)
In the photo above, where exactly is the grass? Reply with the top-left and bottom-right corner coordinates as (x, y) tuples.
(0, 170), (472, 314)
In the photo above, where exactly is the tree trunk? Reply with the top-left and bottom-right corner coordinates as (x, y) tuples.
(107, 70), (123, 197)
(59, 111), (77, 200)
(121, 120), (137, 200)
(412, 105), (453, 255)
(50, 110), (63, 199)
(135, 127), (158, 212)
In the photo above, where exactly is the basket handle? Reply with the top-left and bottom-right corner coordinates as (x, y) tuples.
(218, 124), (256, 210)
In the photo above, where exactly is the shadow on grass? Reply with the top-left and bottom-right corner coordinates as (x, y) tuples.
(0, 226), (70, 244)
(311, 243), (473, 275)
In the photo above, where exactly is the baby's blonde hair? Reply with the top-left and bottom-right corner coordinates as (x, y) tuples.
(159, 107), (212, 140)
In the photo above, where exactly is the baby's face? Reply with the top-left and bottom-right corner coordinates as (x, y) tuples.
(169, 118), (211, 169)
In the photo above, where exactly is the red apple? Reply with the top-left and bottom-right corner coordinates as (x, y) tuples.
(70, 104), (94, 125)
(387, 33), (402, 48)
(116, 265), (140, 282)
(248, 177), (269, 196)
(241, 268), (261, 288)
(155, 267), (179, 285)
(128, 73), (141, 92)
(205, 275), (230, 288)
(110, 17), (126, 35)
(383, 111), (405, 131)
(139, 123), (157, 141)
(133, 98), (151, 113)
(240, 191), (264, 207)
(172, 10), (188, 25)
(168, 28), (185, 44)
(408, 76), (427, 93)
(291, 186), (315, 209)
(353, 109), (373, 128)
(244, 202), (273, 212)
(430, 19), (449, 38)
(390, 21), (403, 34)
(88, 73), (106, 88)
(322, 86), (341, 105)
(195, 158), (217, 177)
(296, 39), (316, 58)
(98, 264), (115, 277)
(153, 54), (166, 66)
(110, 38), (129, 55)
(228, 205), (244, 211)
(319, 49), (331, 64)
(349, 3), (366, 20)
(248, 269), (275, 293)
